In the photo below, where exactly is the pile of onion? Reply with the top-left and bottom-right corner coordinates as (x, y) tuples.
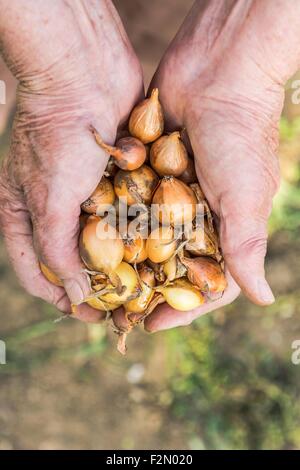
(41, 89), (227, 354)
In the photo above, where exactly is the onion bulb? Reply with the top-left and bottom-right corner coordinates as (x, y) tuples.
(114, 164), (158, 206)
(101, 262), (139, 304)
(40, 262), (63, 287)
(81, 177), (115, 215)
(185, 221), (218, 257)
(181, 256), (227, 294)
(150, 131), (188, 177)
(163, 256), (187, 283)
(123, 233), (147, 264)
(91, 126), (146, 171)
(152, 176), (197, 225)
(124, 265), (155, 315)
(86, 297), (120, 311)
(79, 218), (124, 273)
(159, 278), (204, 311)
(179, 158), (198, 184)
(146, 226), (177, 263)
(129, 88), (164, 143)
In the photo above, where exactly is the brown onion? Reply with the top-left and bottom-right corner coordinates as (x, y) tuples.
(40, 262), (63, 287)
(79, 218), (124, 274)
(159, 278), (204, 311)
(91, 126), (146, 171)
(123, 233), (147, 264)
(81, 176), (115, 215)
(150, 131), (188, 177)
(114, 164), (159, 206)
(152, 176), (197, 225)
(129, 88), (164, 143)
(124, 265), (155, 315)
(181, 256), (227, 294)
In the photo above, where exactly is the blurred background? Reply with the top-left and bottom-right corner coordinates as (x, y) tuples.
(0, 0), (300, 450)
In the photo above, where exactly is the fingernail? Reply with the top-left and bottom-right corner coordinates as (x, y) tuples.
(257, 278), (275, 304)
(63, 273), (90, 305)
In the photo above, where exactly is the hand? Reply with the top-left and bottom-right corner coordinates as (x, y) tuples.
(0, 0), (143, 321)
(130, 0), (293, 332)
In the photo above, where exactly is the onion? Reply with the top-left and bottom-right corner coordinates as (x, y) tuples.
(91, 126), (146, 171)
(152, 176), (197, 225)
(114, 164), (159, 206)
(146, 226), (177, 263)
(159, 278), (204, 311)
(79, 218), (124, 273)
(101, 262), (139, 304)
(179, 158), (198, 184)
(150, 131), (188, 177)
(40, 262), (63, 287)
(87, 297), (120, 311)
(81, 176), (115, 215)
(129, 88), (164, 143)
(123, 233), (147, 264)
(163, 256), (187, 283)
(185, 220), (218, 257)
(180, 256), (227, 294)
(124, 265), (155, 315)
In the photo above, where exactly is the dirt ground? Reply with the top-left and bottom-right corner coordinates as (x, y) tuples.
(0, 0), (300, 450)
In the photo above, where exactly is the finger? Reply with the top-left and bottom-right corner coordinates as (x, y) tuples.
(26, 127), (114, 306)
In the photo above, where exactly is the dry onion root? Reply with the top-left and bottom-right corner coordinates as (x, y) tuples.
(42, 88), (228, 354)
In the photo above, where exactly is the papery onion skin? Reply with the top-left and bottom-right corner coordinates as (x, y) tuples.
(152, 176), (197, 225)
(81, 177), (115, 215)
(179, 158), (198, 184)
(150, 131), (188, 177)
(185, 222), (218, 257)
(129, 88), (164, 144)
(87, 297), (121, 311)
(101, 262), (139, 304)
(124, 266), (155, 314)
(40, 262), (63, 287)
(161, 278), (204, 311)
(123, 235), (147, 264)
(182, 256), (227, 293)
(79, 218), (124, 273)
(146, 226), (177, 263)
(114, 164), (159, 206)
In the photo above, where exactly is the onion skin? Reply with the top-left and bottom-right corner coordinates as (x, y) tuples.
(123, 235), (147, 264)
(40, 262), (63, 287)
(182, 256), (227, 294)
(124, 266), (155, 315)
(179, 158), (198, 184)
(186, 222), (218, 257)
(146, 226), (177, 263)
(91, 125), (146, 171)
(150, 131), (188, 177)
(161, 278), (204, 311)
(79, 218), (124, 273)
(114, 164), (159, 206)
(129, 88), (164, 144)
(81, 177), (115, 215)
(152, 176), (197, 225)
(101, 262), (139, 304)
(87, 297), (120, 311)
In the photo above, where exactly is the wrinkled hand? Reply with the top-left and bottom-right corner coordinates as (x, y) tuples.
(0, 1), (143, 321)
(137, 0), (288, 332)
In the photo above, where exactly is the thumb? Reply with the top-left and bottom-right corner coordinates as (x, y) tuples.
(220, 197), (274, 305)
